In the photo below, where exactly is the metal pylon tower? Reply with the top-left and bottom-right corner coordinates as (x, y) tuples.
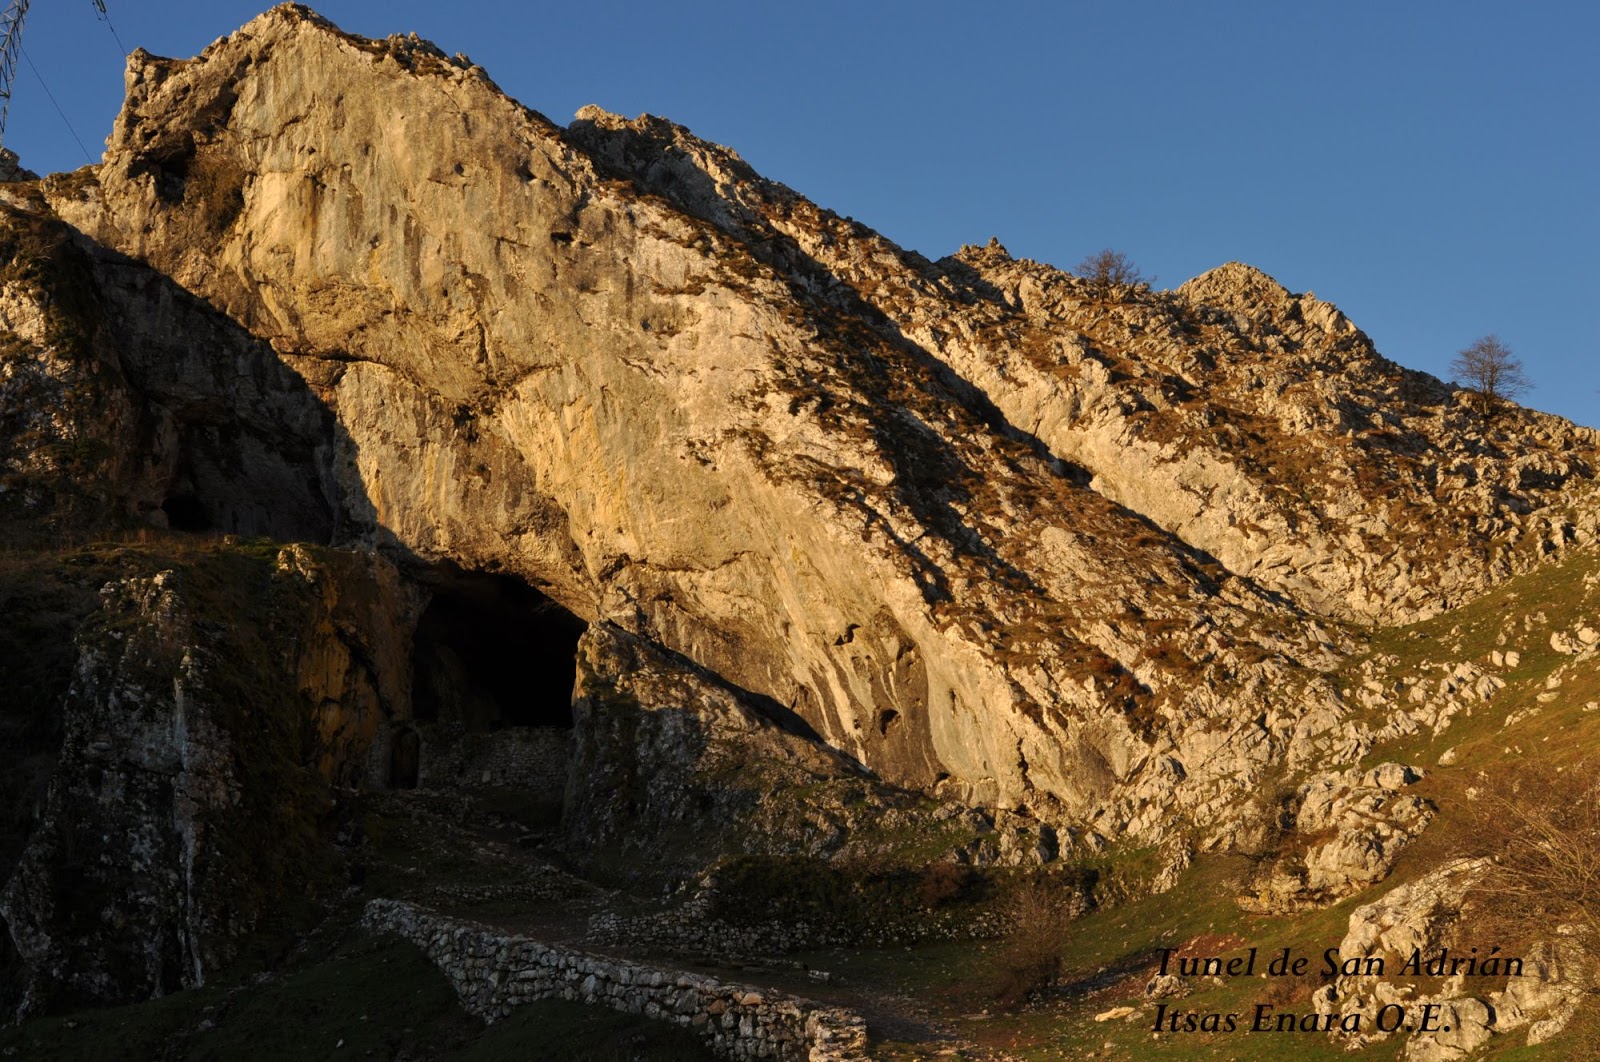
(0, 2), (116, 149)
(0, 0), (30, 147)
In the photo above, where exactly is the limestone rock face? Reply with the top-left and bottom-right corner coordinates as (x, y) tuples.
(564, 621), (1062, 877)
(0, 547), (412, 1013)
(28, 3), (1595, 853)
(0, 207), (140, 540)
(30, 4), (1301, 839)
(1239, 763), (1433, 913)
(28, 2), (1600, 844)
(0, 197), (345, 545)
(1318, 860), (1586, 1058)
(3, 2), (1600, 1024)
(565, 621), (864, 861)
(563, 111), (1599, 626)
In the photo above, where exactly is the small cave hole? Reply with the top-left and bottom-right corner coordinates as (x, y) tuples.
(877, 708), (900, 736)
(411, 570), (586, 731)
(389, 727), (420, 790)
(161, 494), (212, 532)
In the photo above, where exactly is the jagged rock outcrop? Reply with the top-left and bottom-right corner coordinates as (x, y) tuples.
(1313, 860), (1586, 1057)
(565, 621), (1063, 879)
(564, 109), (1599, 625)
(1240, 763), (1433, 913)
(0, 196), (347, 545)
(33, 4), (1345, 842)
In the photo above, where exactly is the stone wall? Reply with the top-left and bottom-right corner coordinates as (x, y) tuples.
(366, 723), (571, 795)
(415, 724), (571, 793)
(362, 899), (868, 1061)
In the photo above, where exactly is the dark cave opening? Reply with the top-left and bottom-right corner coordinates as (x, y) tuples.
(389, 727), (420, 790)
(410, 570), (587, 732)
(161, 493), (212, 532)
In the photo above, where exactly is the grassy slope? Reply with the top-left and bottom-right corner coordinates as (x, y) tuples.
(914, 545), (1600, 1060)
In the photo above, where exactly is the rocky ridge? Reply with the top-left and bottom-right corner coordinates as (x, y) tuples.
(567, 109), (1599, 624)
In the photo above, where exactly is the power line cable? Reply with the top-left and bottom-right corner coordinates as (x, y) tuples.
(21, 47), (91, 163)
(93, 2), (127, 58)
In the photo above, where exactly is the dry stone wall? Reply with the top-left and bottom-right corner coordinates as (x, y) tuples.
(414, 723), (571, 793)
(362, 899), (868, 1061)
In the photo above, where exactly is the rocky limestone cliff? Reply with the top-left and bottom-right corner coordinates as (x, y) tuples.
(22, 3), (1594, 847)
(565, 108), (1598, 625)
(2, 4), (1597, 1020)
(0, 193), (346, 546)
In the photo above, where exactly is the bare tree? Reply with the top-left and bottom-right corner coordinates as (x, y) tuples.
(1451, 334), (1530, 423)
(989, 875), (1082, 1008)
(1458, 766), (1600, 1046)
(1074, 249), (1149, 296)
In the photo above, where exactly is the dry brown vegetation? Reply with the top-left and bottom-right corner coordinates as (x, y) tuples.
(1460, 765), (1600, 942)
(1457, 763), (1600, 1044)
(989, 875), (1081, 1009)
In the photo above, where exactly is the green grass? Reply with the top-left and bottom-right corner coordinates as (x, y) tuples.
(457, 997), (713, 1061)
(1336, 544), (1600, 773)
(949, 546), (1598, 1061)
(0, 933), (471, 1062)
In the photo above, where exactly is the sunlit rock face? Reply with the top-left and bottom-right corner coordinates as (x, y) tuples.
(29, 4), (1599, 855)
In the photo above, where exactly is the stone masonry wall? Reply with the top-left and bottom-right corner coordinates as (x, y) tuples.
(362, 899), (868, 1061)
(415, 724), (571, 793)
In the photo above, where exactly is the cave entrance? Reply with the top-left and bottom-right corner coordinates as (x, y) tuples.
(161, 493), (212, 532)
(410, 570), (586, 731)
(389, 727), (420, 789)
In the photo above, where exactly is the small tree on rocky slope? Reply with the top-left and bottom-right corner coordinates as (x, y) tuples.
(1074, 249), (1149, 297)
(1451, 334), (1530, 424)
(990, 875), (1081, 1008)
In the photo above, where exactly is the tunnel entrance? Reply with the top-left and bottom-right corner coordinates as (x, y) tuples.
(410, 569), (587, 731)
(161, 493), (212, 532)
(389, 727), (420, 789)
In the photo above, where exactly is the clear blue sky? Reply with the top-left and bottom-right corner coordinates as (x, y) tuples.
(10, 1), (1597, 427)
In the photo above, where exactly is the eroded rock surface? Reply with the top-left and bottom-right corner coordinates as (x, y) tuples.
(1241, 763), (1433, 912)
(0, 547), (412, 1013)
(1313, 860), (1586, 1058)
(39, 4), (1362, 840)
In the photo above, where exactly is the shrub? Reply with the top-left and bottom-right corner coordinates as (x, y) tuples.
(990, 876), (1080, 1008)
(1458, 765), (1600, 1046)
(916, 861), (977, 908)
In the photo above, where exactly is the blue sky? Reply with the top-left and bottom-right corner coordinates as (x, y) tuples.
(9, 1), (1597, 427)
